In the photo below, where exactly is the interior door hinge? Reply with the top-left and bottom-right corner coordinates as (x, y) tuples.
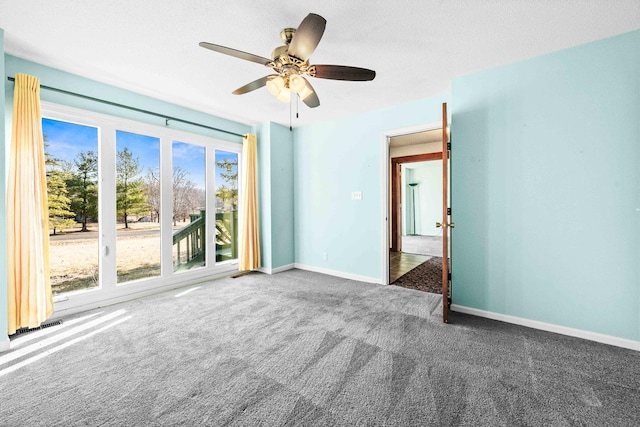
(447, 142), (451, 151)
(447, 208), (451, 215)
(447, 272), (452, 281)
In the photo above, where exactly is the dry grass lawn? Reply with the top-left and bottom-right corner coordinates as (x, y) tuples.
(49, 221), (193, 294)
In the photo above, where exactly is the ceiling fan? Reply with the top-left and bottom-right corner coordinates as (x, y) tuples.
(199, 13), (376, 108)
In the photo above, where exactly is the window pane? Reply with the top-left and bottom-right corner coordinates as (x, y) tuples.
(115, 130), (161, 283)
(172, 141), (206, 272)
(215, 150), (238, 262)
(43, 118), (99, 294)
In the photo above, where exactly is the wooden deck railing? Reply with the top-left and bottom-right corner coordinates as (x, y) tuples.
(215, 211), (238, 262)
(172, 209), (238, 270)
(173, 210), (206, 269)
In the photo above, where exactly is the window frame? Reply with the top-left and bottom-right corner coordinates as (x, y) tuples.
(41, 102), (243, 317)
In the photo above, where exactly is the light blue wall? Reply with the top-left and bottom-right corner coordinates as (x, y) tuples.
(256, 122), (294, 271)
(256, 122), (273, 271)
(0, 29), (8, 346)
(269, 122), (294, 269)
(451, 29), (640, 341)
(293, 95), (449, 281)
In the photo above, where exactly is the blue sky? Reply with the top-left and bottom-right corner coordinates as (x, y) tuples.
(171, 140), (204, 188)
(116, 130), (161, 181)
(43, 118), (237, 191)
(42, 117), (98, 164)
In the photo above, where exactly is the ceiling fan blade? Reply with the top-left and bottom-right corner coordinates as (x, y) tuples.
(287, 13), (326, 61)
(298, 77), (320, 108)
(312, 65), (376, 81)
(199, 42), (271, 66)
(232, 75), (279, 95)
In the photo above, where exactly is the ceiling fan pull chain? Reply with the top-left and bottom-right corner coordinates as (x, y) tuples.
(290, 97), (293, 131)
(296, 95), (299, 119)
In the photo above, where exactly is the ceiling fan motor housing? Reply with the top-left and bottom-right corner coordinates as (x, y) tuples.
(280, 28), (296, 45)
(269, 53), (314, 81)
(271, 45), (289, 60)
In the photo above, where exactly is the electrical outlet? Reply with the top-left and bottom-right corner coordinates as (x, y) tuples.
(351, 191), (362, 200)
(322, 252), (328, 261)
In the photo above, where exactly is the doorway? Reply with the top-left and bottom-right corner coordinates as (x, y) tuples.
(383, 127), (443, 293)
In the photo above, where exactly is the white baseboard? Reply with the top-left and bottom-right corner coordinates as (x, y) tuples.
(0, 339), (10, 353)
(451, 304), (640, 352)
(258, 263), (295, 275)
(294, 263), (381, 284)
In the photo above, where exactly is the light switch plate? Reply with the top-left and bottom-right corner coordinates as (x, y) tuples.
(351, 191), (362, 200)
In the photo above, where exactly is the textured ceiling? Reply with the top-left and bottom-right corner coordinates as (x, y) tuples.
(1, 1), (639, 128)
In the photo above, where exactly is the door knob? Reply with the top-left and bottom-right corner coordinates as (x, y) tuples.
(436, 222), (454, 228)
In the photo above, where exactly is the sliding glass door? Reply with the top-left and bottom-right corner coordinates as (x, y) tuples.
(115, 130), (161, 284)
(43, 118), (100, 294)
(172, 141), (206, 272)
(42, 103), (242, 307)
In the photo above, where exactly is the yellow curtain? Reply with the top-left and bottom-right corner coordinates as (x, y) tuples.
(239, 134), (261, 271)
(7, 74), (54, 335)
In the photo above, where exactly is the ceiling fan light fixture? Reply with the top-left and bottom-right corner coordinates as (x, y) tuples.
(266, 75), (291, 102)
(266, 76), (291, 102)
(289, 74), (306, 93)
(266, 75), (284, 96)
(276, 89), (291, 103)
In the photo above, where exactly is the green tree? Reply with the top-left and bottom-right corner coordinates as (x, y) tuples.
(215, 158), (238, 211)
(47, 165), (76, 235)
(116, 147), (148, 228)
(45, 138), (76, 235)
(67, 151), (98, 232)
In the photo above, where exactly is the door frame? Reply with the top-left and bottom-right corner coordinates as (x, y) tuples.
(390, 152), (443, 253)
(380, 121), (442, 285)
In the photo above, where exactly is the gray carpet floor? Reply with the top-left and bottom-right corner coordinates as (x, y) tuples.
(1, 269), (638, 426)
(402, 235), (442, 257)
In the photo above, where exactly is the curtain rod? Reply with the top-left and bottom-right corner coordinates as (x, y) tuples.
(6, 76), (245, 138)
